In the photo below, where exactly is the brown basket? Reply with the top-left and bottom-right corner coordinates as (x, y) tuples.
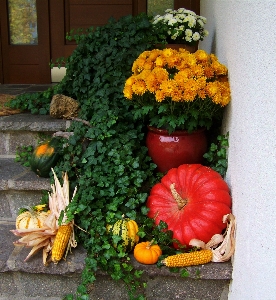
(0, 94), (22, 116)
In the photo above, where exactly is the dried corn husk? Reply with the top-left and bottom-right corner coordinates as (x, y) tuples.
(189, 213), (236, 262)
(10, 169), (77, 265)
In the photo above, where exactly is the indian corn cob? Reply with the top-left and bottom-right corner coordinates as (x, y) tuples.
(162, 249), (213, 267)
(51, 223), (72, 264)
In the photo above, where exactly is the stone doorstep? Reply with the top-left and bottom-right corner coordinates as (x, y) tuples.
(0, 159), (233, 280)
(0, 158), (50, 191)
(0, 224), (233, 280)
(0, 159), (51, 220)
(0, 113), (71, 157)
(1, 226), (232, 300)
(0, 113), (71, 132)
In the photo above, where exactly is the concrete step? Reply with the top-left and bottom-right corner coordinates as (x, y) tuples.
(0, 113), (70, 157)
(0, 158), (50, 222)
(0, 222), (232, 300)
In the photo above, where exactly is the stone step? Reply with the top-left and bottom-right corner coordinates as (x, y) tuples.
(0, 158), (50, 222)
(0, 113), (70, 157)
(0, 222), (232, 300)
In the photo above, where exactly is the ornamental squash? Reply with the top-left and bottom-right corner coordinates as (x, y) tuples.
(107, 217), (139, 252)
(146, 164), (232, 249)
(134, 241), (162, 265)
(30, 138), (60, 178)
(16, 207), (50, 229)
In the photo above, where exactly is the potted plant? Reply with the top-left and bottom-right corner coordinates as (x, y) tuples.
(123, 47), (231, 172)
(152, 8), (209, 52)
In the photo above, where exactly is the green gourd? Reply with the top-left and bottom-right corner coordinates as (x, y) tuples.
(30, 138), (60, 178)
(107, 217), (139, 252)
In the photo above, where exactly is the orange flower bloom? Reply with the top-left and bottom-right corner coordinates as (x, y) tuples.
(132, 79), (147, 95)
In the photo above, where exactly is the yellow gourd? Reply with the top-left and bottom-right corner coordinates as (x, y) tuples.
(107, 217), (139, 252)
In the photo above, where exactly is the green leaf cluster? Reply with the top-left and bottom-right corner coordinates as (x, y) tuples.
(203, 132), (229, 177)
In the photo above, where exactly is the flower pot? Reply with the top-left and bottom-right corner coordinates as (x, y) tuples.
(155, 43), (198, 53)
(146, 126), (207, 173)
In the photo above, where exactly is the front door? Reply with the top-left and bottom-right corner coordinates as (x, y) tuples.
(0, 0), (147, 84)
(0, 0), (51, 83)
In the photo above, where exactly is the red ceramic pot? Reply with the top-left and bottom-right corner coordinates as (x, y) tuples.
(146, 126), (207, 173)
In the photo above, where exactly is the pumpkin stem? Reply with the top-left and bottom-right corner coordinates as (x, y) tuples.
(170, 183), (187, 209)
(146, 239), (155, 249)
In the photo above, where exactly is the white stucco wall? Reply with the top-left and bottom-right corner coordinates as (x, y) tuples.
(200, 1), (276, 299)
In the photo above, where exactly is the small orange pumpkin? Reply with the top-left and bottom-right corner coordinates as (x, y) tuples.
(133, 240), (162, 264)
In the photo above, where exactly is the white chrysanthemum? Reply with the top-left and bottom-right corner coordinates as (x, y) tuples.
(168, 18), (178, 26)
(192, 32), (200, 41)
(177, 8), (185, 13)
(183, 15), (196, 28)
(178, 13), (186, 18)
(183, 9), (196, 16)
(175, 15), (182, 23)
(185, 35), (192, 42)
(152, 15), (163, 24)
(165, 9), (173, 13)
(164, 13), (174, 21)
(171, 34), (178, 40)
(188, 16), (196, 28)
(197, 19), (204, 27)
(198, 16), (207, 23)
(203, 30), (209, 37)
(185, 29), (193, 37)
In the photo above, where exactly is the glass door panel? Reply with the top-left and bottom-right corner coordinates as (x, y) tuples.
(147, 0), (173, 16)
(8, 0), (38, 45)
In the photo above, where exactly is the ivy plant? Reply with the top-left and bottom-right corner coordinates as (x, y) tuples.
(10, 13), (172, 299)
(203, 132), (229, 177)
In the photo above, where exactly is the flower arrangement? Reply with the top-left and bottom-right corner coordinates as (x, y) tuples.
(123, 48), (231, 133)
(152, 8), (209, 45)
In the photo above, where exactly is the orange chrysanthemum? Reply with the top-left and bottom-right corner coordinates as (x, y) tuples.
(123, 48), (231, 127)
(123, 85), (133, 99)
(203, 66), (215, 79)
(155, 90), (166, 102)
(190, 65), (205, 78)
(212, 60), (228, 76)
(132, 79), (147, 95)
(155, 56), (166, 68)
(194, 49), (209, 62)
(152, 67), (169, 83)
(174, 69), (192, 83)
(160, 79), (178, 98)
(145, 73), (159, 93)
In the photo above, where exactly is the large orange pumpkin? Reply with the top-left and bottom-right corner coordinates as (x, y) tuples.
(146, 164), (232, 248)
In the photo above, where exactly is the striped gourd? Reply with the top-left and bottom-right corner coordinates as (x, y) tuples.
(16, 209), (50, 229)
(162, 249), (213, 267)
(51, 223), (72, 264)
(108, 218), (139, 252)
